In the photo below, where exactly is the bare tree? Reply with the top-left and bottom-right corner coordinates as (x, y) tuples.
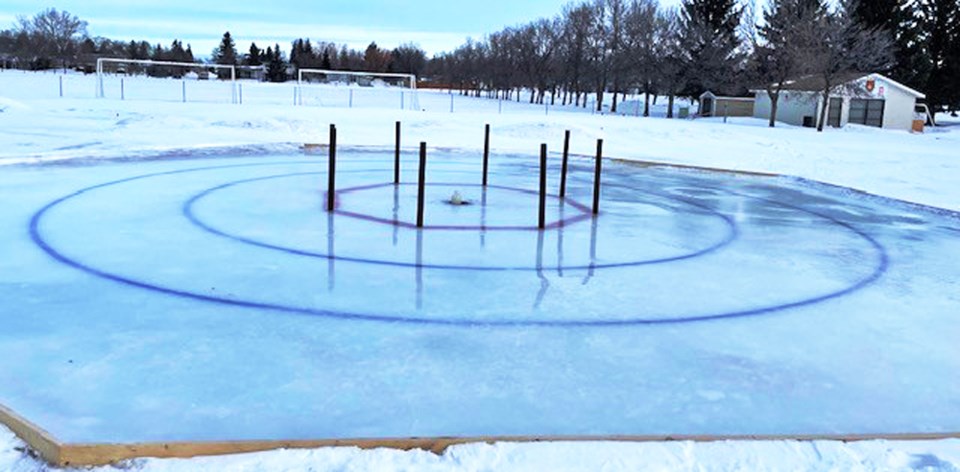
(621, 0), (660, 116)
(752, 0), (829, 127)
(802, 0), (894, 131)
(656, 8), (689, 118)
(15, 8), (87, 71)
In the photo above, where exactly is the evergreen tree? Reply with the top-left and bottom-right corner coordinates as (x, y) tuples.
(678, 0), (744, 96)
(918, 0), (960, 113)
(246, 42), (262, 66)
(321, 51), (332, 70)
(212, 31), (238, 79)
(265, 43), (287, 82)
(850, 0), (928, 92)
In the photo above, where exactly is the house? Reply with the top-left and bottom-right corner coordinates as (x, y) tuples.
(698, 91), (755, 117)
(752, 72), (925, 131)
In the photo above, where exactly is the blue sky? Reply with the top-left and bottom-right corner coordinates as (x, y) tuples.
(1, 1), (684, 57)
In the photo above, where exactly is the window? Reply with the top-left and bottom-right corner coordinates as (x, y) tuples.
(849, 99), (884, 128)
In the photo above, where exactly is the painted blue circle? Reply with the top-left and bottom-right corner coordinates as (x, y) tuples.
(28, 160), (889, 327)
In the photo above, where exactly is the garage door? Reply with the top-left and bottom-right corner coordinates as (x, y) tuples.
(849, 99), (884, 128)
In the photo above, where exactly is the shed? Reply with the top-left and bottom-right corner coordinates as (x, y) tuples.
(752, 73), (925, 131)
(699, 92), (756, 118)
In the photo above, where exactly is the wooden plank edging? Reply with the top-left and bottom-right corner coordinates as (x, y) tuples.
(0, 403), (61, 465)
(58, 432), (960, 467)
(2, 402), (960, 467)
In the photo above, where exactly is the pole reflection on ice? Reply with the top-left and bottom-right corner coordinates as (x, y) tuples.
(327, 212), (335, 291)
(392, 185), (400, 247)
(557, 203), (565, 277)
(416, 229), (424, 310)
(534, 231), (549, 309)
(583, 217), (598, 286)
(480, 187), (488, 248)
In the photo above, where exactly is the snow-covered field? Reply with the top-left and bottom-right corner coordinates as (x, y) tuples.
(2, 70), (959, 471)
(2, 70), (959, 212)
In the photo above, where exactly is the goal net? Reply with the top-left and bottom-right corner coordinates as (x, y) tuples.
(96, 58), (238, 104)
(296, 69), (420, 111)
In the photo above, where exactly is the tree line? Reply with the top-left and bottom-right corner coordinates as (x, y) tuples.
(432, 0), (960, 120)
(0, 8), (430, 82)
(2, 2), (958, 118)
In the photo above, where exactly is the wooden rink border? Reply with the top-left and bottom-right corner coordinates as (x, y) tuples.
(2, 404), (958, 467)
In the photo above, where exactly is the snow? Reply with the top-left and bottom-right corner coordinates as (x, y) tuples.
(2, 70), (959, 471)
(2, 70), (959, 211)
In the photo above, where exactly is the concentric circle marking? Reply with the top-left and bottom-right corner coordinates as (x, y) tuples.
(28, 160), (888, 327)
(182, 171), (738, 271)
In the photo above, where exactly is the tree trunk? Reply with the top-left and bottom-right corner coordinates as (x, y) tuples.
(817, 88), (830, 132)
(644, 90), (651, 117)
(667, 94), (675, 119)
(768, 91), (779, 128)
(612, 90), (619, 113)
(596, 89), (604, 112)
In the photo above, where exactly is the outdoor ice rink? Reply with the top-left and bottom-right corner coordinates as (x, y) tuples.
(2, 149), (958, 445)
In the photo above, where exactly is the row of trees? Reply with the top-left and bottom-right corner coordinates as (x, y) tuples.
(0, 9), (430, 82)
(3, 3), (958, 116)
(431, 0), (960, 119)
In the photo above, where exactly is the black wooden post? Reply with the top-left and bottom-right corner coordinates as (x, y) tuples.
(539, 143), (548, 229)
(592, 139), (603, 215)
(327, 124), (337, 212)
(394, 121), (401, 184)
(559, 130), (571, 198)
(417, 142), (427, 228)
(482, 124), (490, 186)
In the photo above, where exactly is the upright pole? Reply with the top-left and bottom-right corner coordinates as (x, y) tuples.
(349, 89), (354, 108)
(482, 124), (490, 186)
(401, 91), (405, 110)
(238, 83), (243, 105)
(559, 130), (571, 198)
(394, 121), (401, 184)
(181, 80), (186, 103)
(449, 94), (454, 113)
(417, 142), (427, 228)
(59, 76), (63, 98)
(592, 139), (603, 215)
(498, 98), (503, 114)
(120, 78), (125, 101)
(327, 125), (337, 212)
(539, 143), (548, 230)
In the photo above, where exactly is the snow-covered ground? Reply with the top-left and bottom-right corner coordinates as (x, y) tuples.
(2, 70), (959, 212)
(2, 71), (960, 471)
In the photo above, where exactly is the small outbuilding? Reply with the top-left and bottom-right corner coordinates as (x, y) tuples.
(752, 72), (925, 131)
(699, 91), (756, 118)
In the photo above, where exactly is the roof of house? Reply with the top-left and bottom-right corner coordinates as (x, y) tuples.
(752, 73), (925, 99)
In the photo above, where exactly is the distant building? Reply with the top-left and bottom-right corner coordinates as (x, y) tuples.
(698, 92), (756, 118)
(752, 73), (925, 131)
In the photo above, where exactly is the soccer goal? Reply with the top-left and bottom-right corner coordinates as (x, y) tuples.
(296, 69), (420, 111)
(96, 58), (238, 104)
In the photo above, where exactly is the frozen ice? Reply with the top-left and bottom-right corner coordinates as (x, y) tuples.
(1, 150), (958, 445)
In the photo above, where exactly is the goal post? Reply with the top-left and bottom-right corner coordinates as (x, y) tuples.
(296, 69), (419, 110)
(96, 58), (238, 103)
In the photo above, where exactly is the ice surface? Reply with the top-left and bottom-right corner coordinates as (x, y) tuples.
(1, 151), (959, 445)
